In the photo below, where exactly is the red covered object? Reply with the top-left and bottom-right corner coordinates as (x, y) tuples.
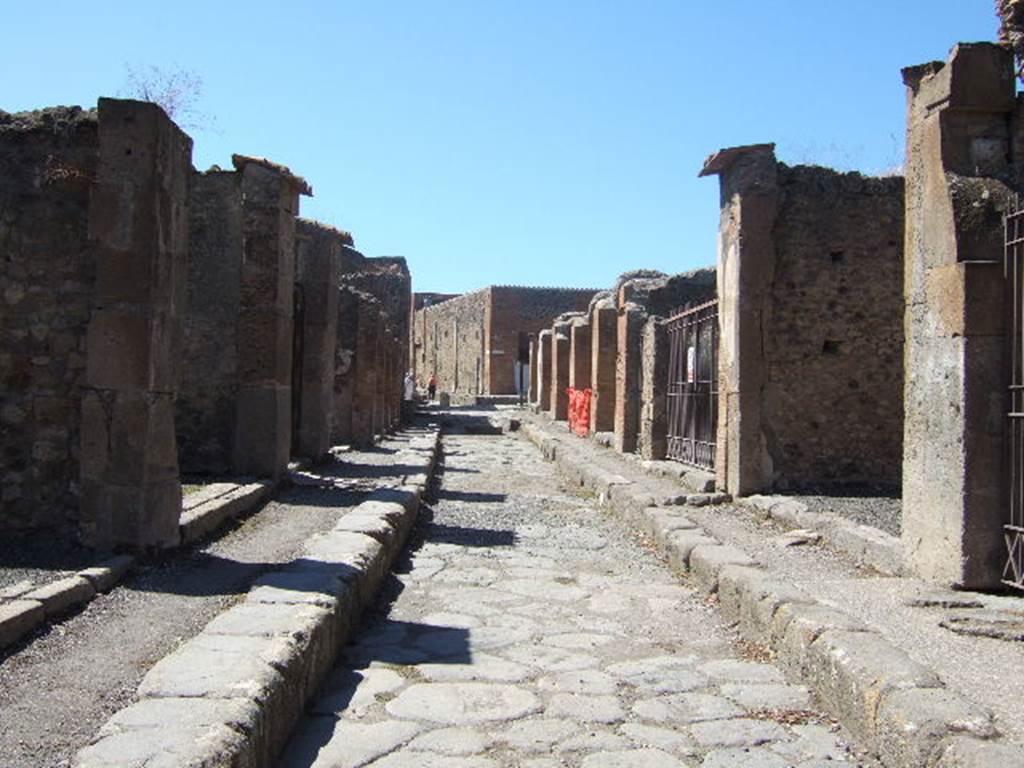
(567, 387), (592, 436)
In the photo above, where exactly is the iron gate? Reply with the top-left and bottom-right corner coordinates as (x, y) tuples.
(666, 300), (718, 470)
(1005, 199), (1024, 590)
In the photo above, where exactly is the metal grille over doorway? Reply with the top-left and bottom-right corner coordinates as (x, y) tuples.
(666, 300), (718, 470)
(1005, 199), (1024, 591)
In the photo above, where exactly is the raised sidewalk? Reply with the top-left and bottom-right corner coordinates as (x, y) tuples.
(74, 427), (442, 768)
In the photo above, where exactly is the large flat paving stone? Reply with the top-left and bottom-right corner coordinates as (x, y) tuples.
(385, 682), (541, 724)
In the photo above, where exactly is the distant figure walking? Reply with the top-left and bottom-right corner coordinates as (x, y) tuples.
(427, 374), (438, 402)
(403, 371), (416, 402)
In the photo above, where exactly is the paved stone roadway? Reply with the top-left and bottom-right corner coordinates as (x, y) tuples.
(280, 418), (874, 768)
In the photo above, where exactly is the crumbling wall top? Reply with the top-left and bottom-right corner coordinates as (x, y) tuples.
(0, 106), (97, 136)
(699, 143), (775, 178)
(297, 217), (354, 246)
(901, 42), (1014, 111)
(231, 153), (313, 196)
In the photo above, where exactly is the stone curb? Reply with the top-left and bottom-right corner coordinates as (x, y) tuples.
(522, 417), (716, 494)
(518, 417), (1022, 768)
(180, 480), (276, 546)
(73, 428), (442, 768)
(743, 493), (905, 576)
(0, 554), (136, 654)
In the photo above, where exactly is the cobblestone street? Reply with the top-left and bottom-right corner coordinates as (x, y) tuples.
(280, 414), (874, 768)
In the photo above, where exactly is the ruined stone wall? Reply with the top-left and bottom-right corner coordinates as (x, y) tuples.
(764, 165), (905, 488)
(639, 317), (669, 460)
(343, 256), (411, 431)
(294, 219), (345, 459)
(177, 172), (242, 475)
(0, 107), (98, 534)
(702, 144), (904, 494)
(177, 155), (309, 480)
(487, 287), (597, 395)
(413, 288), (488, 395)
(332, 282), (362, 445)
(613, 270), (716, 455)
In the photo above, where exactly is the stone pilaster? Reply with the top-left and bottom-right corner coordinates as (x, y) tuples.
(550, 322), (571, 420)
(901, 43), (1015, 588)
(80, 99), (192, 551)
(590, 304), (617, 434)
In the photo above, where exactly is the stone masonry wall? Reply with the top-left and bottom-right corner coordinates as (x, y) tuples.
(332, 283), (363, 446)
(0, 107), (98, 534)
(342, 256), (411, 434)
(702, 143), (904, 494)
(613, 270), (716, 455)
(414, 285), (598, 397)
(766, 164), (904, 489)
(414, 288), (488, 395)
(177, 172), (242, 475)
(79, 99), (193, 550)
(294, 219), (344, 459)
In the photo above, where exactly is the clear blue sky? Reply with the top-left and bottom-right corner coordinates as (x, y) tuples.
(3, 1), (997, 293)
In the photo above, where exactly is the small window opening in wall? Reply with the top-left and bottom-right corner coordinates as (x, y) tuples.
(125, 148), (133, 155)
(822, 339), (841, 355)
(830, 250), (845, 263)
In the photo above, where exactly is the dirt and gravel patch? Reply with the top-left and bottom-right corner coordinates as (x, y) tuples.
(788, 491), (902, 537)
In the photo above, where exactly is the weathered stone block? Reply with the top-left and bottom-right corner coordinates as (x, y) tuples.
(665, 529), (718, 573)
(875, 687), (997, 768)
(233, 384), (290, 480)
(22, 575), (95, 618)
(689, 544), (755, 593)
(0, 599), (44, 649)
(804, 629), (943, 743)
(77, 555), (135, 593)
(74, 697), (261, 768)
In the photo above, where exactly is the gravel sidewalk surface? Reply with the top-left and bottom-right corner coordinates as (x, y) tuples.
(789, 493), (902, 538)
(0, 432), (421, 768)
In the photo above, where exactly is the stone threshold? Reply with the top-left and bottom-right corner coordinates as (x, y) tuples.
(0, 555), (136, 654)
(518, 415), (1024, 768)
(73, 427), (443, 768)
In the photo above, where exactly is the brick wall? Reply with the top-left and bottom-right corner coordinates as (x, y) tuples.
(487, 287), (597, 394)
